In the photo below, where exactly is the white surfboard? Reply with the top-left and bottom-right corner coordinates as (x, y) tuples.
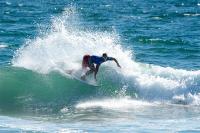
(73, 75), (99, 87)
(65, 69), (99, 87)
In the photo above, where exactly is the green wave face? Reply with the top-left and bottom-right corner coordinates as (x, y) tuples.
(0, 67), (95, 114)
(0, 67), (134, 114)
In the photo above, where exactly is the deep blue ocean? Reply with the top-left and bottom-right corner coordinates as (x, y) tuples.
(0, 0), (200, 132)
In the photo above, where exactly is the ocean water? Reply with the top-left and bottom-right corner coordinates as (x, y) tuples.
(0, 0), (200, 132)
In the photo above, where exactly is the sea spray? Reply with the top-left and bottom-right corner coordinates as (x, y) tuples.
(12, 7), (129, 74)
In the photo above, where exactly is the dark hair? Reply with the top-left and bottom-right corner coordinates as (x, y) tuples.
(102, 53), (107, 57)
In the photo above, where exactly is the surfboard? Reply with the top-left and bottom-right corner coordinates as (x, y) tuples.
(65, 69), (99, 87)
(72, 75), (99, 87)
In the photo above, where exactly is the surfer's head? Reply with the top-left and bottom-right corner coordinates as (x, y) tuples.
(102, 53), (108, 60)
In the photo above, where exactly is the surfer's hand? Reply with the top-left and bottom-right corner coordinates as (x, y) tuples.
(117, 64), (121, 68)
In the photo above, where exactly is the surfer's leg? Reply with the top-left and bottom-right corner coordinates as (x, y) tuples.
(85, 64), (95, 76)
(85, 69), (94, 76)
(81, 64), (95, 80)
(81, 69), (93, 80)
(89, 64), (95, 71)
(84, 64), (94, 75)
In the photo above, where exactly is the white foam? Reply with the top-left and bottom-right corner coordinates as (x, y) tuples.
(12, 7), (130, 74)
(184, 13), (200, 17)
(76, 98), (153, 111)
(18, 3), (23, 7)
(0, 116), (83, 133)
(5, 2), (11, 5)
(12, 7), (200, 104)
(172, 93), (200, 105)
(60, 106), (69, 113)
(0, 44), (8, 48)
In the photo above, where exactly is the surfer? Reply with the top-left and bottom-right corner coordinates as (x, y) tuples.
(81, 53), (121, 80)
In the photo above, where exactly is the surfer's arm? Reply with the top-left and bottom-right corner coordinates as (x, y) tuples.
(112, 58), (121, 68)
(107, 57), (121, 68)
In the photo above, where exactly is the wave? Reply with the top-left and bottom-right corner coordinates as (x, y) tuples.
(5, 6), (200, 113)
(0, 67), (102, 113)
